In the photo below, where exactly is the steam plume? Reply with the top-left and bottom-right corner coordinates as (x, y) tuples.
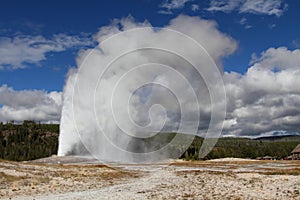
(58, 15), (236, 163)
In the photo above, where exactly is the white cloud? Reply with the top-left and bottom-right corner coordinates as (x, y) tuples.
(191, 4), (199, 12)
(244, 25), (252, 29)
(250, 47), (300, 70)
(157, 10), (173, 15)
(208, 0), (243, 13)
(207, 0), (287, 17)
(0, 33), (94, 70)
(0, 85), (62, 123)
(224, 47), (300, 136)
(159, 0), (194, 14)
(239, 17), (247, 25)
(239, 17), (252, 29)
(240, 0), (287, 16)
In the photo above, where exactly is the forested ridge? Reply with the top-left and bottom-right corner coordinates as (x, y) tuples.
(0, 121), (299, 161)
(0, 121), (58, 161)
(182, 136), (300, 160)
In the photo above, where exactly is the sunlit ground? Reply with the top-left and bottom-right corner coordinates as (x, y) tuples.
(0, 157), (299, 199)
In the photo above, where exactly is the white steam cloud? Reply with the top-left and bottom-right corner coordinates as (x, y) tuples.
(58, 15), (237, 163)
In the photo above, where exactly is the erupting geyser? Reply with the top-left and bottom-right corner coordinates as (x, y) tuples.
(57, 15), (235, 163)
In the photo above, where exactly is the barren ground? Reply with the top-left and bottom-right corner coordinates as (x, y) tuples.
(0, 157), (299, 199)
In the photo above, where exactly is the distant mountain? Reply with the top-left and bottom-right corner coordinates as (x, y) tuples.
(254, 135), (300, 142)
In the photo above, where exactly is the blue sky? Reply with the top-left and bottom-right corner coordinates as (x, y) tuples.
(0, 0), (299, 91)
(0, 0), (300, 138)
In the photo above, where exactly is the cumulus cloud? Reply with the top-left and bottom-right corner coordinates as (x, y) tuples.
(223, 47), (300, 137)
(159, 0), (194, 14)
(0, 85), (62, 123)
(207, 0), (287, 17)
(250, 47), (300, 70)
(0, 33), (94, 70)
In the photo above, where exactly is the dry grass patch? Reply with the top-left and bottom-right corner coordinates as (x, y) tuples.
(171, 160), (300, 168)
(0, 171), (23, 183)
(170, 160), (221, 167)
(259, 168), (300, 175)
(175, 169), (237, 178)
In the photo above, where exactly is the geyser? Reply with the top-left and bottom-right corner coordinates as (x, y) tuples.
(58, 15), (236, 163)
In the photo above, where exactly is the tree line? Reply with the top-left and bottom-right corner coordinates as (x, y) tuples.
(0, 121), (59, 161)
(0, 122), (299, 161)
(181, 136), (300, 160)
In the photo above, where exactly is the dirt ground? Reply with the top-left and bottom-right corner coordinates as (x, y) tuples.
(0, 156), (299, 199)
